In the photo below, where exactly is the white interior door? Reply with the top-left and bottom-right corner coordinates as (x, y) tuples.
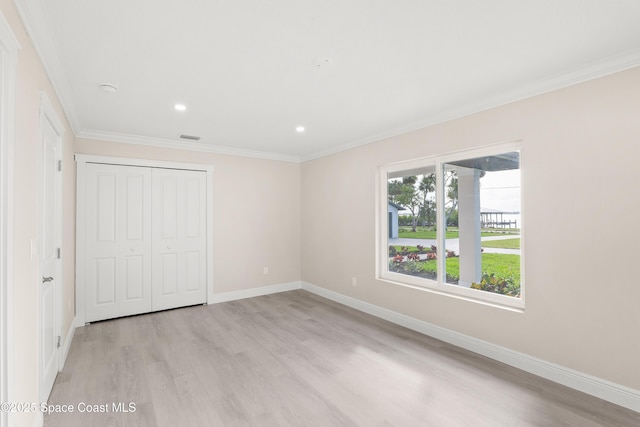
(152, 168), (207, 311)
(85, 163), (152, 322)
(39, 111), (61, 401)
(76, 155), (214, 325)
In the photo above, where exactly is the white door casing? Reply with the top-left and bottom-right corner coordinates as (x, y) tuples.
(39, 92), (64, 402)
(152, 168), (207, 311)
(0, 11), (19, 427)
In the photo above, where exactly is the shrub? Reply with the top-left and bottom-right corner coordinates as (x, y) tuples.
(403, 259), (422, 274)
(389, 255), (405, 272)
(392, 254), (405, 264)
(427, 244), (455, 258)
(398, 215), (413, 226)
(471, 273), (520, 297)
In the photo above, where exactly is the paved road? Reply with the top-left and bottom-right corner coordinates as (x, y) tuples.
(389, 235), (520, 255)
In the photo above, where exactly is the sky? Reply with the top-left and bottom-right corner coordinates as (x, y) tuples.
(479, 169), (521, 212)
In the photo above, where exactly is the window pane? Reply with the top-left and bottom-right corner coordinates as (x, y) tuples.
(387, 167), (437, 281)
(443, 152), (521, 297)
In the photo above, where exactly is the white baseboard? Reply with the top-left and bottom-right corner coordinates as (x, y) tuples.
(208, 281), (302, 304)
(59, 317), (75, 371)
(301, 281), (640, 414)
(23, 322), (75, 427)
(75, 283), (304, 327)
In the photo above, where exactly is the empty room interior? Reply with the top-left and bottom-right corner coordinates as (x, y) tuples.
(1, 1), (640, 426)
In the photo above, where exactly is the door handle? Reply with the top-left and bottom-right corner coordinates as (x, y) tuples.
(42, 276), (54, 283)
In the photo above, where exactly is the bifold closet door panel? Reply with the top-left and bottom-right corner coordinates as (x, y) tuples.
(151, 168), (207, 311)
(85, 163), (153, 322)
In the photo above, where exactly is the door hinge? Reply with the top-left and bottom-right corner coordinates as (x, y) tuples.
(56, 336), (61, 348)
(57, 160), (62, 172)
(56, 247), (61, 259)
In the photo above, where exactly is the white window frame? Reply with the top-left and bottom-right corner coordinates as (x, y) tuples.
(377, 142), (524, 310)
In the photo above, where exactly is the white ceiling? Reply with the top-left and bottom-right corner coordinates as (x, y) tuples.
(16, 0), (640, 162)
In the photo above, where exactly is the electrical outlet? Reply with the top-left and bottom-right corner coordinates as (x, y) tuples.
(263, 266), (269, 275)
(351, 277), (357, 287)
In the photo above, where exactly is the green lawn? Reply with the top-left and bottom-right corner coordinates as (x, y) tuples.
(481, 238), (520, 249)
(397, 228), (455, 239)
(419, 253), (520, 283)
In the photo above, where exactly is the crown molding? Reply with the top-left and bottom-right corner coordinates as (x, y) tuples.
(13, 0), (80, 134)
(77, 129), (301, 163)
(301, 49), (640, 162)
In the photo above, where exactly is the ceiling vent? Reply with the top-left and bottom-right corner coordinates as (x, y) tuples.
(179, 134), (201, 141)
(313, 57), (332, 68)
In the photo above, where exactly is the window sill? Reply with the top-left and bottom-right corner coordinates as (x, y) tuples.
(378, 271), (525, 313)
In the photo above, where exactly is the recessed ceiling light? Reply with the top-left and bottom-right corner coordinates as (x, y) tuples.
(98, 83), (118, 93)
(174, 104), (187, 111)
(296, 126), (305, 133)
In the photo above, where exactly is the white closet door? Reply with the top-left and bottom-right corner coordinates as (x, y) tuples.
(152, 168), (207, 311)
(85, 163), (152, 322)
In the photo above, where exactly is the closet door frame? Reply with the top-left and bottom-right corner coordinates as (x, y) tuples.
(75, 154), (214, 326)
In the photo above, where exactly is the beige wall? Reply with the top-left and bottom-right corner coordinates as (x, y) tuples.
(75, 139), (302, 294)
(4, 0), (640, 421)
(301, 66), (640, 391)
(2, 0), (76, 425)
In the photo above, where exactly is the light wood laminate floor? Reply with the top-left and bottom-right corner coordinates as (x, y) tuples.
(45, 290), (638, 426)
